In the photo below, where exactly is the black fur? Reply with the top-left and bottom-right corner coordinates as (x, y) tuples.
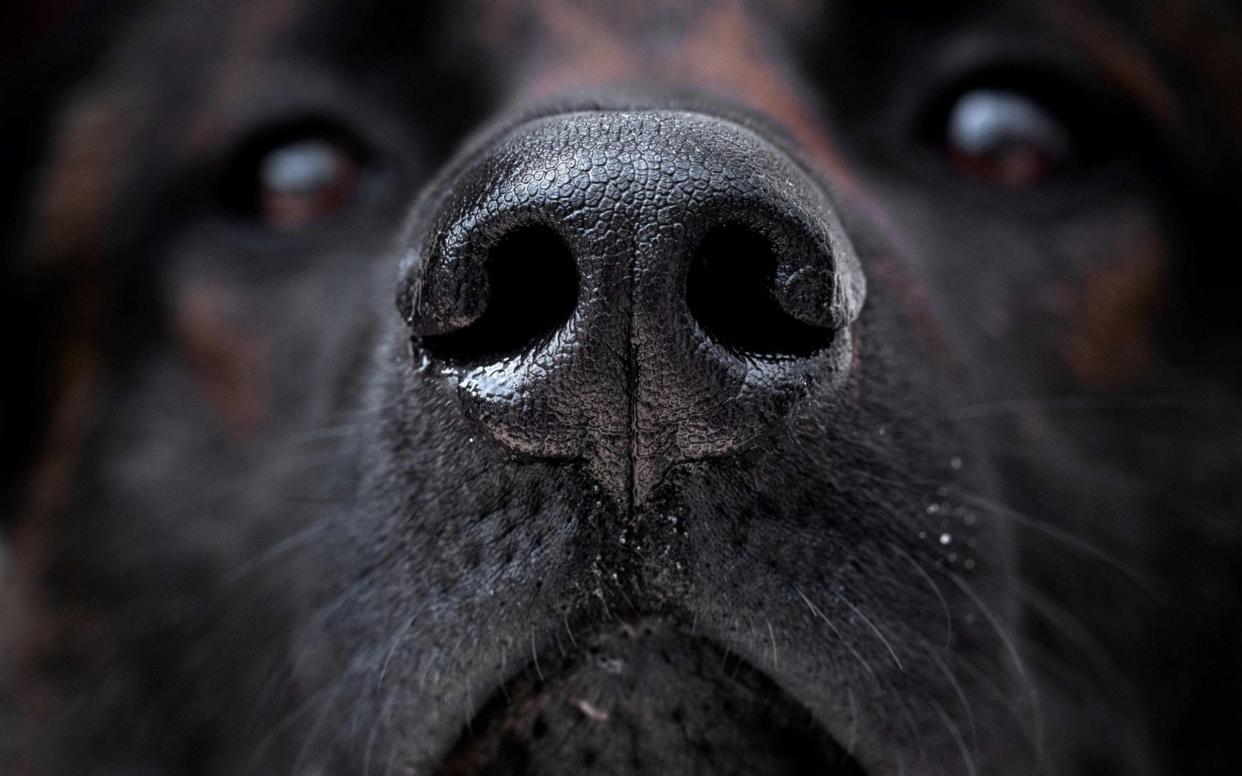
(3, 2), (1241, 775)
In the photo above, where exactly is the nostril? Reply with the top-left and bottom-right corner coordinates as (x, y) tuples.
(420, 224), (578, 365)
(686, 224), (836, 358)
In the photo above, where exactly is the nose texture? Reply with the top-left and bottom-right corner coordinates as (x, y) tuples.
(399, 111), (865, 506)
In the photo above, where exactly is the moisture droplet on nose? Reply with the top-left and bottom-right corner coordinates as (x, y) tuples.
(939, 533), (953, 546)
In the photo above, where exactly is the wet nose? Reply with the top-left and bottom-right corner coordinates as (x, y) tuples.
(398, 110), (865, 506)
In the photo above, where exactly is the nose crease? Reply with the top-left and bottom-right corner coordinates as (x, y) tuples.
(399, 110), (865, 507)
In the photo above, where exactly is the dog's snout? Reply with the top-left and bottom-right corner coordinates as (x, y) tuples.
(399, 110), (865, 505)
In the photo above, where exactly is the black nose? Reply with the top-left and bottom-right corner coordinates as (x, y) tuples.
(399, 111), (865, 506)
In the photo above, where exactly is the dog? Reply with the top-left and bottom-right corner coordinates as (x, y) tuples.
(2, 1), (1241, 774)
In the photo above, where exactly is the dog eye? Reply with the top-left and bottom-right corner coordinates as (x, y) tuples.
(255, 138), (359, 228)
(220, 124), (364, 229)
(939, 88), (1074, 187)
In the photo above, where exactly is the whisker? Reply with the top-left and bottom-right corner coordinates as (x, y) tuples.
(361, 689), (397, 776)
(378, 615), (418, 687)
(292, 681), (348, 776)
(920, 638), (977, 756)
(839, 595), (904, 672)
(794, 585), (879, 685)
(241, 682), (338, 776)
(1018, 586), (1125, 687)
(930, 697), (977, 776)
(889, 542), (954, 649)
(948, 486), (1161, 601)
(949, 572), (1045, 761)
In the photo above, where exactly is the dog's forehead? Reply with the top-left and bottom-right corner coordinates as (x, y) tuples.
(84, 1), (1229, 108)
(104, 0), (1088, 81)
(105, 0), (1230, 135)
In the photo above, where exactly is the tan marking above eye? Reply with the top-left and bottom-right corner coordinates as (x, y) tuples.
(176, 283), (270, 440)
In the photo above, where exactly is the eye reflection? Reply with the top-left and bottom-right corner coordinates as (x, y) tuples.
(944, 88), (1074, 187)
(256, 138), (358, 228)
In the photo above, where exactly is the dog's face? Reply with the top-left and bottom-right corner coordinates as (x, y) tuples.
(4, 1), (1241, 774)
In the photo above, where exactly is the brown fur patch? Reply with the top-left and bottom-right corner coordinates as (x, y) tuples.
(511, 0), (652, 97)
(26, 93), (137, 270)
(9, 85), (137, 569)
(1148, 0), (1242, 140)
(670, 3), (857, 187)
(176, 282), (271, 441)
(1064, 231), (1168, 387)
(7, 88), (131, 619)
(2, 286), (111, 772)
(1048, 0), (1182, 131)
(505, 0), (858, 190)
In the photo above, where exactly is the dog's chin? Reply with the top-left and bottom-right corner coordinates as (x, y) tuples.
(434, 618), (865, 776)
